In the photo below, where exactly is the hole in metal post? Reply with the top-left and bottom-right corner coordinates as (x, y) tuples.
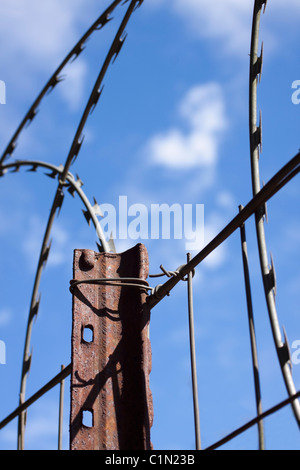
(82, 409), (94, 428)
(82, 325), (94, 343)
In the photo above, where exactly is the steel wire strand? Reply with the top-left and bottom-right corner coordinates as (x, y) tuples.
(204, 390), (300, 451)
(186, 253), (201, 450)
(248, 0), (300, 426)
(239, 206), (264, 450)
(0, 364), (71, 431)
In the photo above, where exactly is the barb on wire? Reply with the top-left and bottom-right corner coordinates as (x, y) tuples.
(67, 174), (84, 197)
(29, 294), (41, 324)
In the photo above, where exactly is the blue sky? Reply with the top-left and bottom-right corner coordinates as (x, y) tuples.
(0, 0), (299, 450)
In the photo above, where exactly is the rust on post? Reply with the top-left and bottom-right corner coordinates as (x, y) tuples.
(70, 243), (153, 450)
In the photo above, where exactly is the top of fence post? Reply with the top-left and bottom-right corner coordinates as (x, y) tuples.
(70, 243), (153, 450)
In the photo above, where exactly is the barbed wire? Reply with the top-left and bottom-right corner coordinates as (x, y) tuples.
(248, 0), (300, 427)
(0, 0), (299, 451)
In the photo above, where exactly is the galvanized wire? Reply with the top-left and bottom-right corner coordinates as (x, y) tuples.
(186, 253), (201, 451)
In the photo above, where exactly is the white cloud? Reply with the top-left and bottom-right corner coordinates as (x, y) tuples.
(149, 0), (300, 57)
(0, 0), (93, 109)
(0, 0), (87, 67)
(57, 59), (88, 111)
(145, 82), (227, 169)
(173, 0), (252, 56)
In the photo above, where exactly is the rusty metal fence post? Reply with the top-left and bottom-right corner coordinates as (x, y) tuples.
(70, 244), (153, 450)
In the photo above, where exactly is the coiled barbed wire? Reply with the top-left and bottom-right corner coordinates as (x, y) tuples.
(248, 0), (300, 427)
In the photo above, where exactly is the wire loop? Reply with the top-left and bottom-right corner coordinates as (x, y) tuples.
(69, 277), (153, 294)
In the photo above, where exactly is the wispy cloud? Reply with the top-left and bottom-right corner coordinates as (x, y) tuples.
(56, 59), (88, 112)
(0, 0), (89, 67)
(148, 0), (300, 57)
(0, 0), (92, 110)
(172, 0), (252, 56)
(145, 82), (227, 170)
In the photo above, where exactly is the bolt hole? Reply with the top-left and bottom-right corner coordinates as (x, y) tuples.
(82, 409), (94, 428)
(82, 325), (94, 343)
